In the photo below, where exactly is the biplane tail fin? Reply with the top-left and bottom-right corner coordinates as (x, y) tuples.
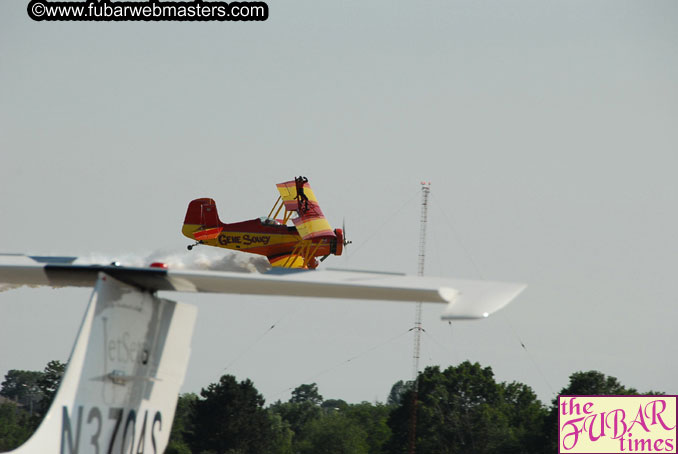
(7, 272), (196, 454)
(182, 198), (224, 241)
(183, 198), (221, 227)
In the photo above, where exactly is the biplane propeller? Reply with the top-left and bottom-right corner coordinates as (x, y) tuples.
(342, 219), (352, 247)
(321, 219), (352, 263)
(182, 177), (346, 269)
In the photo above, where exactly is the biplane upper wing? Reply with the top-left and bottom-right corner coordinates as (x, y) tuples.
(276, 179), (335, 240)
(276, 180), (302, 211)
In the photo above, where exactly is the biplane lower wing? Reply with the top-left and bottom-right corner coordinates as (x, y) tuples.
(268, 253), (306, 269)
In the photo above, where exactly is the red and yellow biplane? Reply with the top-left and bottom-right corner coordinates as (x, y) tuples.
(182, 177), (350, 269)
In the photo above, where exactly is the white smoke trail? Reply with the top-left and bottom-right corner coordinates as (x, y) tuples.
(0, 283), (22, 293)
(0, 249), (270, 293)
(75, 248), (271, 273)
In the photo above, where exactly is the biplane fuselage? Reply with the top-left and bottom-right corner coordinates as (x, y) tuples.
(182, 179), (344, 269)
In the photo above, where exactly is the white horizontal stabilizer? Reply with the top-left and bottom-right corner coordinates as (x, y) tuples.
(0, 255), (525, 320)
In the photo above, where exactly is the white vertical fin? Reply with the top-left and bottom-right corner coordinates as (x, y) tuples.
(9, 272), (197, 454)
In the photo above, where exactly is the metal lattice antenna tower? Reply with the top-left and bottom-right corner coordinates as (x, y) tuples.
(412, 182), (430, 378)
(408, 181), (430, 454)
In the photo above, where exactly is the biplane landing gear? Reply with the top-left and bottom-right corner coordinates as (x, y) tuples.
(187, 241), (204, 251)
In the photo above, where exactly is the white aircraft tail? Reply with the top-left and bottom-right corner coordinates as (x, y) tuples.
(0, 255), (526, 453)
(9, 272), (197, 454)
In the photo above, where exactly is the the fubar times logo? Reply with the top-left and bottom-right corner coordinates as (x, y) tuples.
(559, 396), (677, 453)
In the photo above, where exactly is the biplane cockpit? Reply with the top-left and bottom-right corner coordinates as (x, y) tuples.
(258, 216), (283, 226)
(182, 177), (350, 269)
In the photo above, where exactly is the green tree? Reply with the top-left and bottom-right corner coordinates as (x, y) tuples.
(0, 360), (67, 434)
(557, 370), (638, 396)
(290, 383), (323, 405)
(0, 403), (33, 452)
(344, 402), (391, 454)
(273, 389), (392, 454)
(271, 400), (321, 440)
(544, 370), (645, 451)
(190, 375), (276, 454)
(386, 380), (411, 407)
(36, 360), (66, 415)
(0, 361), (67, 449)
(267, 410), (293, 454)
(271, 383), (325, 442)
(385, 361), (548, 454)
(0, 370), (43, 415)
(270, 383), (330, 452)
(321, 399), (348, 412)
(297, 412), (369, 454)
(499, 381), (549, 452)
(166, 393), (198, 454)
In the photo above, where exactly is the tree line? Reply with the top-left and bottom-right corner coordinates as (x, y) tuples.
(0, 360), (660, 453)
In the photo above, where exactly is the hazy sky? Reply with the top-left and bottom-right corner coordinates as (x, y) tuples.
(1, 0), (676, 406)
